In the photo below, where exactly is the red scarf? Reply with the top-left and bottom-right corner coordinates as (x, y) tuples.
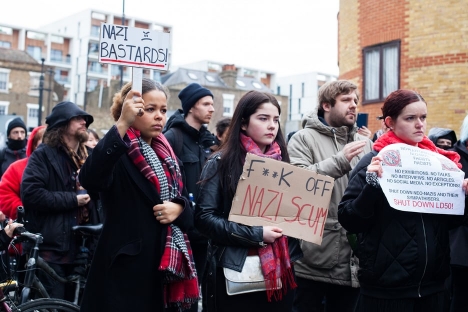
(374, 130), (462, 169)
(126, 128), (199, 310)
(240, 133), (297, 301)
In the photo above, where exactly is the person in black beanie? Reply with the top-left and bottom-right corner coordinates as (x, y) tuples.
(163, 82), (216, 312)
(0, 117), (28, 180)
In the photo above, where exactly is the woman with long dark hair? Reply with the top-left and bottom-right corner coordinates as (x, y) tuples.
(338, 89), (468, 311)
(195, 90), (303, 312)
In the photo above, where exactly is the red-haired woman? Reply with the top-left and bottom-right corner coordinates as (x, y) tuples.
(338, 89), (468, 311)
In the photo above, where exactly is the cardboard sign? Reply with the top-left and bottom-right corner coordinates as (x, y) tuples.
(99, 23), (171, 70)
(229, 153), (334, 245)
(379, 143), (465, 215)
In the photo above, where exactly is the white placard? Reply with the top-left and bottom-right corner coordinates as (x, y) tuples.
(99, 23), (171, 71)
(379, 143), (465, 215)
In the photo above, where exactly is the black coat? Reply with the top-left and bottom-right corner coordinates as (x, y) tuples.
(164, 109), (215, 201)
(78, 126), (193, 312)
(0, 145), (27, 179)
(21, 143), (98, 254)
(449, 140), (468, 267)
(195, 154), (303, 311)
(338, 151), (464, 299)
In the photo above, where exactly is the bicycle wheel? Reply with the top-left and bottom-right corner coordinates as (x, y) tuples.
(13, 298), (80, 312)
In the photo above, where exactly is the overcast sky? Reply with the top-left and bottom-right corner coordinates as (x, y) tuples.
(1, 0), (340, 77)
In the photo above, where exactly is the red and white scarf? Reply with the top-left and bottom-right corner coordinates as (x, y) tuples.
(126, 128), (199, 311)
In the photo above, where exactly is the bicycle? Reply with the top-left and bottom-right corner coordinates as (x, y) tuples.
(3, 206), (102, 309)
(0, 262), (81, 311)
(0, 287), (80, 312)
(12, 224), (102, 305)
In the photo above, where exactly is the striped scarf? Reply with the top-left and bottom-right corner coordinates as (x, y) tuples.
(126, 128), (199, 311)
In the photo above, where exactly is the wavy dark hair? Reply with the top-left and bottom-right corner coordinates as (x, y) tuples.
(216, 90), (289, 197)
(43, 126), (66, 147)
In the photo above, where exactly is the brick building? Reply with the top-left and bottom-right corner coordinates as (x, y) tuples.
(0, 48), (63, 129)
(338, 0), (468, 137)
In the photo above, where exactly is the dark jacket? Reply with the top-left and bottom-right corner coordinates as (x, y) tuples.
(338, 151), (463, 299)
(164, 109), (215, 201)
(195, 154), (303, 310)
(21, 143), (98, 254)
(449, 140), (468, 267)
(0, 144), (27, 179)
(78, 126), (193, 312)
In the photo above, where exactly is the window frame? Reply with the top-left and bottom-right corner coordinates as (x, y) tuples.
(222, 93), (235, 117)
(0, 68), (10, 93)
(362, 40), (400, 104)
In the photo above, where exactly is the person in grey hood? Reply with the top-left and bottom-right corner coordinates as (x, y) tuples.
(428, 127), (457, 150)
(287, 80), (373, 312)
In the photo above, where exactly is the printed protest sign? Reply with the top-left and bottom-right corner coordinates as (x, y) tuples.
(379, 143), (465, 215)
(99, 23), (171, 71)
(228, 153), (334, 245)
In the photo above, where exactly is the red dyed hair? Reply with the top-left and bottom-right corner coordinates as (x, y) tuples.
(381, 89), (426, 127)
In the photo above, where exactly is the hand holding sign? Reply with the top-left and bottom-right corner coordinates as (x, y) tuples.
(378, 143), (466, 215)
(229, 153), (334, 245)
(117, 90), (144, 129)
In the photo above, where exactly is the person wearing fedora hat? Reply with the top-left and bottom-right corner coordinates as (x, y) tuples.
(163, 82), (216, 312)
(0, 117), (28, 180)
(20, 101), (101, 301)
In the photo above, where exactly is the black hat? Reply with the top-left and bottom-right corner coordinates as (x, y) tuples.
(6, 117), (27, 137)
(178, 83), (213, 116)
(45, 101), (94, 130)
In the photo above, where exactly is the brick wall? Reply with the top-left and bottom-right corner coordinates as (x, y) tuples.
(338, 0), (468, 137)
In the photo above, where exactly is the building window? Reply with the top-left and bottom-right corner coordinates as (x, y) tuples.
(363, 41), (400, 103)
(153, 71), (161, 82)
(0, 69), (10, 92)
(222, 94), (235, 117)
(27, 46), (42, 61)
(89, 42), (99, 54)
(301, 82), (305, 98)
(0, 26), (13, 35)
(91, 25), (100, 37)
(87, 79), (99, 91)
(27, 103), (39, 129)
(50, 49), (63, 62)
(0, 41), (11, 48)
(29, 72), (41, 96)
(0, 101), (9, 115)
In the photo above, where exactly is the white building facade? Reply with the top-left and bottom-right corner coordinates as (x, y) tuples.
(276, 72), (337, 134)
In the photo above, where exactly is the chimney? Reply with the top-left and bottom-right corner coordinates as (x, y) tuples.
(219, 64), (237, 88)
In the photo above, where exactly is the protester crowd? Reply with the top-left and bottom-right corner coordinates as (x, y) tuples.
(0, 79), (466, 312)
